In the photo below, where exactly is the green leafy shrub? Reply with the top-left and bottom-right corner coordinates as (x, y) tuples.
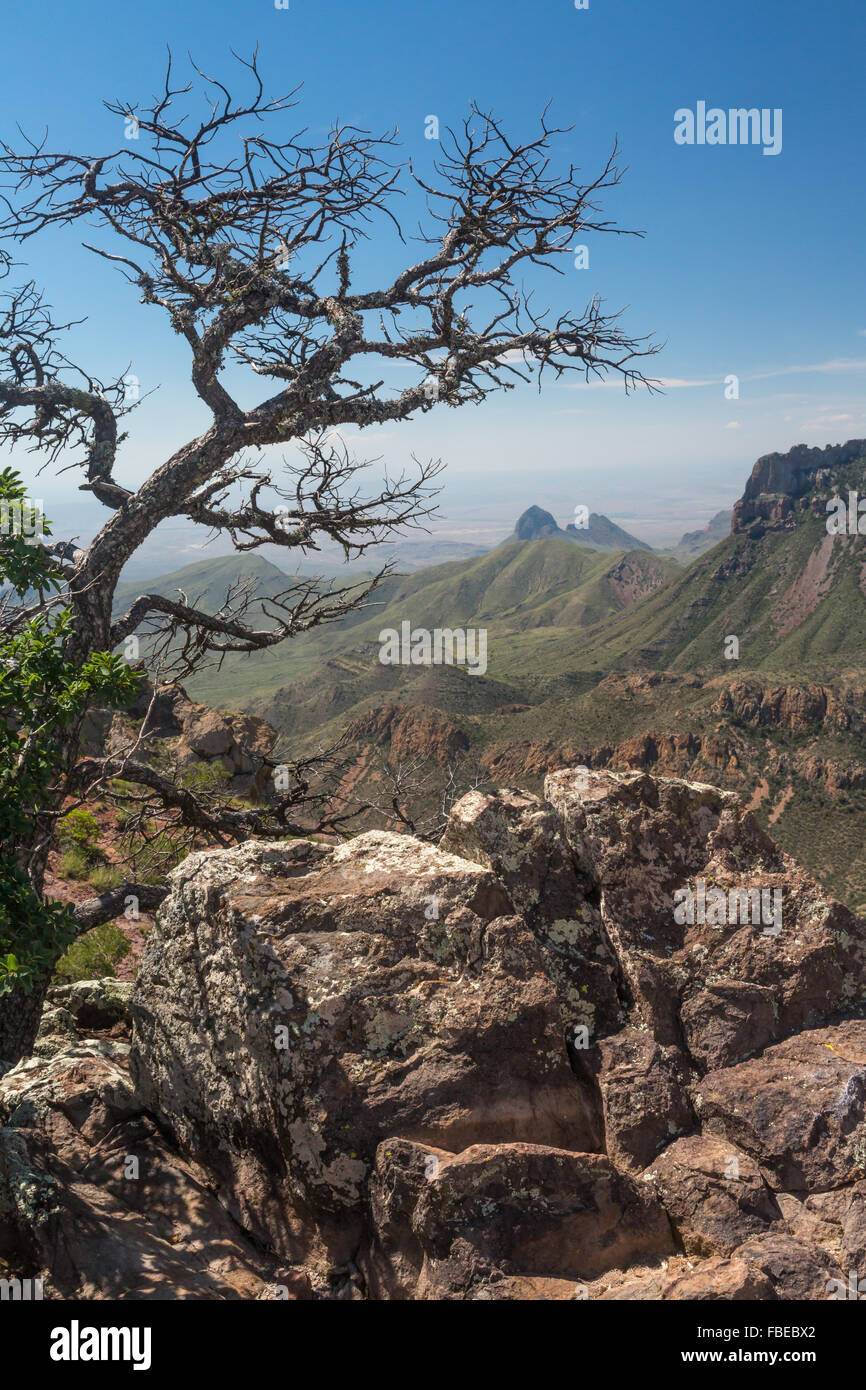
(57, 808), (102, 857)
(52, 923), (132, 984)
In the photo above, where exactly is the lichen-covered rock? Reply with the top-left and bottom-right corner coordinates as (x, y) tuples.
(0, 1037), (318, 1300)
(130, 831), (601, 1264)
(440, 787), (624, 1036)
(10, 767), (866, 1301)
(32, 1005), (81, 1059)
(543, 769), (866, 1065)
(46, 978), (133, 1034)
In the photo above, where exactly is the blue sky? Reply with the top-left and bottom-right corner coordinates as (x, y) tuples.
(2, 0), (865, 552)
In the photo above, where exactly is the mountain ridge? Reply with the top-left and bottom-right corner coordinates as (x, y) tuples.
(507, 504), (652, 552)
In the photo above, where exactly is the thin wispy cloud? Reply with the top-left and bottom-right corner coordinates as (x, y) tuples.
(797, 410), (866, 432)
(563, 358), (866, 390)
(748, 358), (866, 382)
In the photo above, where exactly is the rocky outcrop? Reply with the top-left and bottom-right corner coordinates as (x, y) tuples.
(732, 438), (866, 534)
(0, 1015), (316, 1299)
(439, 786), (625, 1035)
(84, 676), (278, 801)
(545, 768), (866, 1063)
(4, 768), (866, 1299)
(129, 831), (601, 1268)
(481, 727), (739, 785)
(346, 704), (470, 766)
(714, 680), (863, 734)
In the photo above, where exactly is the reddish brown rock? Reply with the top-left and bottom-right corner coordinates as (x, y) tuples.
(346, 704), (469, 767)
(694, 1021), (866, 1192)
(732, 1232), (843, 1300)
(0, 1039), (302, 1300)
(16, 765), (866, 1301)
(543, 768), (866, 1065)
(660, 1257), (775, 1300)
(364, 1139), (674, 1299)
(594, 1028), (694, 1172)
(643, 1135), (781, 1256)
(680, 981), (778, 1072)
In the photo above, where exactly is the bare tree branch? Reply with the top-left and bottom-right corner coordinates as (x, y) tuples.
(73, 881), (168, 934)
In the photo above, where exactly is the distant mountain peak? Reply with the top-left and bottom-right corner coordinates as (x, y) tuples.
(507, 505), (652, 552)
(666, 508), (732, 564)
(512, 506), (561, 540)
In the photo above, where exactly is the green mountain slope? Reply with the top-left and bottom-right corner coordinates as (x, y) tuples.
(572, 457), (866, 679)
(112, 553), (295, 620)
(177, 539), (675, 707)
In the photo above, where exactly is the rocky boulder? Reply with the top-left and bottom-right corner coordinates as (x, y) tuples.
(643, 1135), (781, 1256)
(91, 675), (278, 801)
(440, 787), (624, 1036)
(364, 1139), (673, 1299)
(543, 768), (866, 1065)
(693, 1021), (866, 1192)
(0, 1010), (320, 1299)
(130, 830), (601, 1267)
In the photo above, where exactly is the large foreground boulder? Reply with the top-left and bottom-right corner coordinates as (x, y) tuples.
(130, 830), (601, 1266)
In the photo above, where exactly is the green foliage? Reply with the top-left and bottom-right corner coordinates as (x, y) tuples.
(56, 848), (92, 881)
(56, 850), (122, 889)
(52, 922), (132, 984)
(0, 467), (140, 996)
(86, 864), (125, 892)
(57, 808), (102, 856)
(179, 759), (230, 795)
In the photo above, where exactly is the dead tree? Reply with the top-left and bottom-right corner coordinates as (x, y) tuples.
(0, 52), (656, 1060)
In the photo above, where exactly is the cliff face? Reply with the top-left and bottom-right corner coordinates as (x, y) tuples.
(732, 438), (866, 533)
(4, 769), (866, 1300)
